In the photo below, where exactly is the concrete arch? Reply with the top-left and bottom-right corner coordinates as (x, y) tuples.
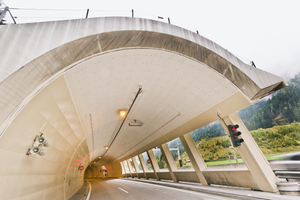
(0, 17), (286, 199)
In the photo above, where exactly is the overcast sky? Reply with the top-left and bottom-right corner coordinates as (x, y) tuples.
(2, 0), (300, 81)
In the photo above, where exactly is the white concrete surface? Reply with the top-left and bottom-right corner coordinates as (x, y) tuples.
(0, 17), (287, 199)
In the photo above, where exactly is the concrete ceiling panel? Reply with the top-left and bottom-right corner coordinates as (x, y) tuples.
(63, 48), (240, 163)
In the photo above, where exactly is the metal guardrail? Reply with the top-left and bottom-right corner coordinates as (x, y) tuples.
(274, 171), (300, 179)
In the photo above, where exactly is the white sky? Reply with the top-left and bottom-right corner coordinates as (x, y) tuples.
(2, 0), (300, 81)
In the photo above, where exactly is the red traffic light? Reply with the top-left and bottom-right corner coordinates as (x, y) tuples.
(231, 125), (239, 131)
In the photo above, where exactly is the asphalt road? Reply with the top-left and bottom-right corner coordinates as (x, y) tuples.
(87, 178), (236, 200)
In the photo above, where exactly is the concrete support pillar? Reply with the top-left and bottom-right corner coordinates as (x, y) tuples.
(179, 133), (208, 185)
(132, 156), (140, 178)
(120, 161), (125, 175)
(138, 154), (148, 179)
(128, 158), (135, 174)
(122, 161), (130, 177)
(220, 112), (278, 192)
(147, 150), (160, 180)
(126, 160), (133, 178)
(160, 143), (177, 182)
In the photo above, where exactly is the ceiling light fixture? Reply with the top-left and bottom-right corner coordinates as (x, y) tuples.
(129, 119), (143, 126)
(118, 110), (127, 117)
(100, 86), (143, 160)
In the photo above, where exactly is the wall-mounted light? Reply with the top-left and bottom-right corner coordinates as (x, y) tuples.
(118, 110), (127, 117)
(99, 156), (102, 159)
(105, 146), (109, 150)
(26, 133), (50, 156)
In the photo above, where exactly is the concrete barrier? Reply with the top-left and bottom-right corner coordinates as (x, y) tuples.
(276, 181), (300, 196)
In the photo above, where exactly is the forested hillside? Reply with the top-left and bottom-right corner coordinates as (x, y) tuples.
(186, 73), (300, 143)
(239, 73), (300, 130)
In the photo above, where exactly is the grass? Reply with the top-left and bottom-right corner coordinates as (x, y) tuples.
(205, 152), (290, 166)
(264, 153), (288, 161)
(205, 158), (243, 166)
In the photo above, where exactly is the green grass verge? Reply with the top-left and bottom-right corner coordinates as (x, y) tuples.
(205, 152), (289, 166)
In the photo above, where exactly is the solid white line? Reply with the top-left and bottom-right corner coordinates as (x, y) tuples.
(118, 187), (129, 193)
(86, 181), (92, 200)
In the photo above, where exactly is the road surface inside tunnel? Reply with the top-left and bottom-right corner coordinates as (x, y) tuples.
(86, 178), (236, 200)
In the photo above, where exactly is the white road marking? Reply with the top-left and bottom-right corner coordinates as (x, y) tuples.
(86, 181), (92, 200)
(118, 187), (129, 193)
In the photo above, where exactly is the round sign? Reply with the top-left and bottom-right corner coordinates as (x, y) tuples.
(147, 159), (151, 164)
(79, 165), (84, 171)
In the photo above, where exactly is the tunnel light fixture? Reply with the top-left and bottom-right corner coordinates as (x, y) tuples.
(99, 156), (102, 159)
(129, 119), (143, 126)
(100, 87), (143, 159)
(26, 133), (50, 156)
(118, 110), (127, 117)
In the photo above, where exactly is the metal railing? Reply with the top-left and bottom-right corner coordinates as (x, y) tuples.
(274, 171), (300, 180)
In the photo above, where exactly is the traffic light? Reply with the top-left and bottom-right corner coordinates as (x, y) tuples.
(227, 124), (244, 147)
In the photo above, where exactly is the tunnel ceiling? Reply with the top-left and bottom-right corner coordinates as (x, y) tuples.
(63, 48), (239, 164)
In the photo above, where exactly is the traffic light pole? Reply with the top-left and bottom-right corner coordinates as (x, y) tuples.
(219, 112), (279, 193)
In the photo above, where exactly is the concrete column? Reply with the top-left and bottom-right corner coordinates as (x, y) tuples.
(147, 150), (160, 180)
(126, 160), (133, 178)
(160, 143), (177, 182)
(131, 157), (140, 178)
(138, 154), (148, 179)
(129, 159), (136, 173)
(220, 112), (278, 192)
(120, 161), (125, 175)
(122, 161), (130, 177)
(179, 133), (208, 185)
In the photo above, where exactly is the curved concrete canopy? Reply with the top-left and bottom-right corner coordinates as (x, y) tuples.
(0, 17), (286, 199)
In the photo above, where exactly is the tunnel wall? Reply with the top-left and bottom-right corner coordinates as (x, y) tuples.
(0, 75), (91, 199)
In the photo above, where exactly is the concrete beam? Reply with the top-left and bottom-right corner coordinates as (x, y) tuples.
(138, 154), (148, 179)
(147, 150), (160, 180)
(180, 133), (208, 185)
(131, 157), (140, 178)
(120, 161), (125, 175)
(160, 143), (177, 182)
(125, 160), (133, 177)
